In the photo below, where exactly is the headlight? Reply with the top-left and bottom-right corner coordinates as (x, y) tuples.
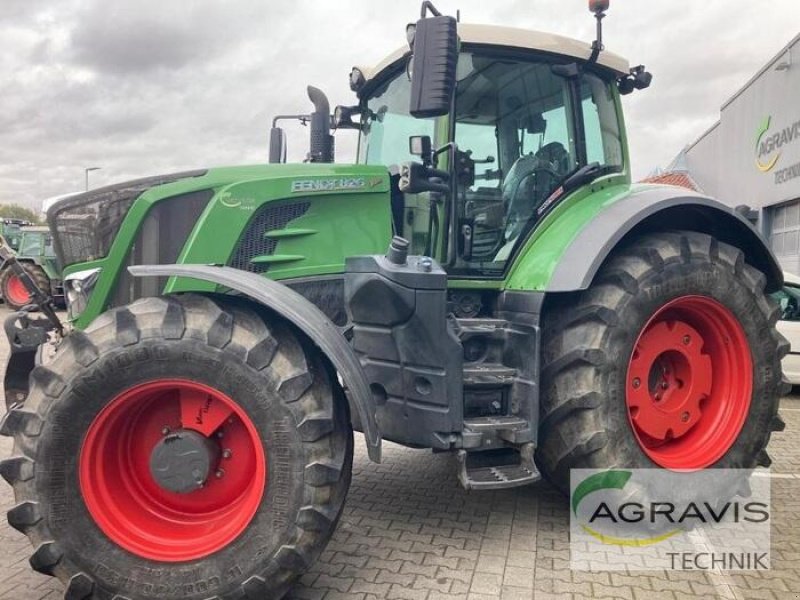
(64, 267), (101, 320)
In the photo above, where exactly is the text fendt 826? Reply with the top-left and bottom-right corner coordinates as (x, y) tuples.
(0, 2), (788, 599)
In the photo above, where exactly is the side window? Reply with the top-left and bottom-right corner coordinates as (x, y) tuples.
(581, 75), (623, 168)
(522, 105), (571, 161)
(455, 122), (501, 190)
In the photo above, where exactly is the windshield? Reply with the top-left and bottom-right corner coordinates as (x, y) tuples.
(358, 69), (436, 168)
(358, 69), (438, 254)
(451, 51), (624, 274)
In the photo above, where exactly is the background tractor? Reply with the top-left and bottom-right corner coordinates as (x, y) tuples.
(0, 2), (788, 599)
(0, 219), (32, 253)
(0, 225), (63, 310)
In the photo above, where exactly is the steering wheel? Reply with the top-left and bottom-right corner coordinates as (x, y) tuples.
(502, 154), (561, 241)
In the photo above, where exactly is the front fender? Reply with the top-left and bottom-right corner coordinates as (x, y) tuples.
(506, 183), (782, 294)
(129, 264), (381, 462)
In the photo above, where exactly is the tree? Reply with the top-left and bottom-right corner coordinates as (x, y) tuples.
(0, 204), (41, 224)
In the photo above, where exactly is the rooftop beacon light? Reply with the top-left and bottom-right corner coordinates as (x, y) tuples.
(588, 0), (609, 63)
(586, 0), (653, 95)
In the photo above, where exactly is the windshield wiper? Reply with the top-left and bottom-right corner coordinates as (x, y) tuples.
(562, 162), (608, 192)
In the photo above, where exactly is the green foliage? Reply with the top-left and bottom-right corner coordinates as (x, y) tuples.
(0, 204), (41, 224)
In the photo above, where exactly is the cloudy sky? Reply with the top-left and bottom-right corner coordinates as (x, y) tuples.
(1, 0), (797, 210)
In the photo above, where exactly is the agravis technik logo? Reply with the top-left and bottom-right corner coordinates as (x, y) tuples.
(755, 115), (800, 173)
(570, 469), (771, 571)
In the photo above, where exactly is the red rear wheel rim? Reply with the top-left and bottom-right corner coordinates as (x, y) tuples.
(79, 380), (267, 562)
(625, 295), (752, 470)
(5, 274), (31, 306)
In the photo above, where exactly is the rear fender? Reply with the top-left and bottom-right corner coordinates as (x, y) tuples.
(129, 264), (382, 462)
(508, 185), (782, 293)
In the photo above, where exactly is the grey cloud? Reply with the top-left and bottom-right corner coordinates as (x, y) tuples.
(1, 0), (798, 210)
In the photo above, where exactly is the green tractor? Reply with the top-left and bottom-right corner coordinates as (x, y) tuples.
(0, 2), (787, 599)
(0, 225), (63, 310)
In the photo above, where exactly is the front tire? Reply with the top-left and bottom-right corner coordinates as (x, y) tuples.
(0, 294), (352, 599)
(537, 231), (788, 493)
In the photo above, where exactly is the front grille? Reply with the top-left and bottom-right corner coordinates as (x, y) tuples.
(228, 201), (311, 273)
(47, 170), (206, 268)
(110, 189), (214, 308)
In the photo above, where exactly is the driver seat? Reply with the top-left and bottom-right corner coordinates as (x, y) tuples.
(501, 141), (571, 229)
(502, 143), (570, 211)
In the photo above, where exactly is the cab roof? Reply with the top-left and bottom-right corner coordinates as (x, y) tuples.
(359, 23), (630, 86)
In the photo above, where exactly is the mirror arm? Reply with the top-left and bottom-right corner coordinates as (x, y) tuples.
(272, 114), (310, 128)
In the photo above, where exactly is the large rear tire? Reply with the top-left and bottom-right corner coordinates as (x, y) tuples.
(0, 294), (352, 599)
(1, 264), (49, 310)
(537, 231), (788, 493)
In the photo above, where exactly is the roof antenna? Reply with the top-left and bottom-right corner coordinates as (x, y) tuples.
(456, 9), (461, 22)
(587, 0), (609, 64)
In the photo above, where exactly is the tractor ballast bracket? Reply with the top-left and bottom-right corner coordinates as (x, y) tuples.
(3, 310), (56, 409)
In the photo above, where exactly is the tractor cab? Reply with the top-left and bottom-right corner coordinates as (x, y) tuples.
(351, 7), (650, 279)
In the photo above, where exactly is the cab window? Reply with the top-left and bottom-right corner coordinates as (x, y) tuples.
(451, 52), (623, 275)
(358, 72), (435, 168)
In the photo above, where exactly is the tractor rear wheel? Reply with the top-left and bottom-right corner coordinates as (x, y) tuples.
(537, 231), (788, 493)
(0, 294), (352, 600)
(1, 264), (49, 310)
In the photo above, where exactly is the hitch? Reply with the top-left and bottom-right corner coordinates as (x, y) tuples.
(0, 236), (64, 409)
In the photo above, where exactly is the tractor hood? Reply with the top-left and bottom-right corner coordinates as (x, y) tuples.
(55, 163), (393, 327)
(49, 164), (391, 271)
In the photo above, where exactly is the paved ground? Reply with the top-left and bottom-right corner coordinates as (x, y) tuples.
(0, 307), (797, 599)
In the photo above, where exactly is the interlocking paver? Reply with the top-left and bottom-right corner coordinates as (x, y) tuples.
(0, 307), (798, 599)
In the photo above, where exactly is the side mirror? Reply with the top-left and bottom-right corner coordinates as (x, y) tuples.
(269, 127), (286, 164)
(409, 135), (433, 165)
(408, 15), (458, 119)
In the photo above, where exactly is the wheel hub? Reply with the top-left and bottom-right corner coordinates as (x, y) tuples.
(79, 379), (267, 562)
(625, 295), (753, 470)
(5, 274), (31, 306)
(150, 429), (220, 494)
(627, 320), (711, 441)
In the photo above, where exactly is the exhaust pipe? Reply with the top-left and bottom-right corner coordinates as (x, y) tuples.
(307, 86), (334, 163)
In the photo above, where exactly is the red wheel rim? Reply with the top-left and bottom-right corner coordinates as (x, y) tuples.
(79, 380), (267, 562)
(625, 296), (752, 470)
(5, 274), (31, 306)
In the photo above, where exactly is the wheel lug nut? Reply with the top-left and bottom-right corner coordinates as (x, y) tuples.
(654, 393), (661, 401)
(161, 426), (170, 435)
(222, 449), (232, 459)
(682, 335), (691, 345)
(681, 412), (690, 422)
(632, 378), (641, 389)
(661, 382), (669, 390)
(215, 469), (225, 478)
(216, 431), (224, 439)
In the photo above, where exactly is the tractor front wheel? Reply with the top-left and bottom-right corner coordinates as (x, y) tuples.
(0, 265), (49, 310)
(0, 294), (352, 599)
(537, 231), (787, 493)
